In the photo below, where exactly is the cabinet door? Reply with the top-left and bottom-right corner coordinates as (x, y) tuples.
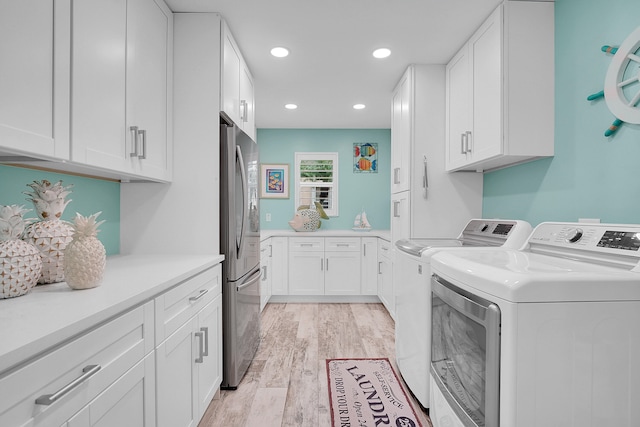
(445, 45), (471, 171)
(361, 238), (378, 295)
(66, 354), (156, 427)
(288, 251), (324, 295)
(260, 240), (272, 310)
(469, 5), (503, 164)
(240, 64), (256, 140)
(391, 191), (411, 244)
(195, 295), (222, 420)
(156, 317), (198, 427)
(0, 0), (69, 159)
(71, 0), (128, 172)
(271, 237), (289, 295)
(377, 253), (394, 320)
(391, 69), (412, 194)
(126, 0), (172, 181)
(222, 24), (241, 126)
(324, 251), (361, 295)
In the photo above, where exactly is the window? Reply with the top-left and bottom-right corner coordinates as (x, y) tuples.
(294, 152), (338, 217)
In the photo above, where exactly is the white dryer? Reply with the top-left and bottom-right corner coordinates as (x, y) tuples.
(429, 222), (640, 427)
(394, 219), (532, 408)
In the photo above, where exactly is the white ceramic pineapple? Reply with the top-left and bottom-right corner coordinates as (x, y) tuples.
(0, 205), (43, 298)
(23, 180), (74, 284)
(64, 212), (106, 290)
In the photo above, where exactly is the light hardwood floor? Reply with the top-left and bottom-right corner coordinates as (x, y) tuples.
(199, 303), (433, 427)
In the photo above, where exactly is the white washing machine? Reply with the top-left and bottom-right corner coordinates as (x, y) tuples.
(429, 222), (640, 427)
(394, 219), (532, 409)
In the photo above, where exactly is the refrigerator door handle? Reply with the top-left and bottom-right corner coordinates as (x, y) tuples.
(237, 269), (262, 291)
(236, 145), (248, 258)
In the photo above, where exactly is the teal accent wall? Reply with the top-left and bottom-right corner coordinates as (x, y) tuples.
(483, 0), (640, 225)
(257, 129), (391, 230)
(0, 165), (120, 255)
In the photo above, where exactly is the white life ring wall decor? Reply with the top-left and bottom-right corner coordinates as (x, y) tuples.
(587, 26), (640, 137)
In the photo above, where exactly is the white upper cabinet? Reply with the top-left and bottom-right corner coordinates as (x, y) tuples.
(445, 1), (554, 172)
(0, 0), (70, 160)
(391, 68), (412, 194)
(221, 20), (256, 141)
(71, 0), (173, 182)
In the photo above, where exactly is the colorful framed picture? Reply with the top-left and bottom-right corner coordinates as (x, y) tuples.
(353, 143), (378, 173)
(260, 164), (289, 198)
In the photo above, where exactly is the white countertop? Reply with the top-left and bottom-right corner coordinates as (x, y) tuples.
(261, 229), (391, 240)
(0, 253), (224, 375)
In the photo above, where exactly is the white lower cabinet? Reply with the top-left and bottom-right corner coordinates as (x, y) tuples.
(65, 353), (156, 427)
(361, 237), (379, 296)
(260, 239), (273, 311)
(377, 239), (395, 319)
(0, 302), (154, 427)
(270, 237), (289, 295)
(288, 237), (361, 295)
(155, 265), (222, 427)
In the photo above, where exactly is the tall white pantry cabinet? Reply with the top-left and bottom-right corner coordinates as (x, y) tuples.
(390, 65), (482, 244)
(388, 64), (482, 317)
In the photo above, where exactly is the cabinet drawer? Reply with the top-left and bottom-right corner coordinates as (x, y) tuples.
(325, 237), (360, 252)
(155, 264), (221, 344)
(289, 237), (324, 251)
(378, 239), (392, 259)
(0, 301), (154, 427)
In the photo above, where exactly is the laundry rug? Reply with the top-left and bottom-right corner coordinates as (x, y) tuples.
(326, 358), (423, 427)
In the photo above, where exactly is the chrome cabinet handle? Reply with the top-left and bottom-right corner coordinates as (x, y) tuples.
(201, 327), (209, 357)
(378, 261), (382, 275)
(189, 289), (209, 302)
(195, 331), (205, 363)
(138, 129), (147, 159)
(261, 265), (268, 281)
(393, 167), (401, 184)
(465, 131), (472, 153)
(240, 99), (248, 122)
(320, 258), (323, 271)
(393, 201), (400, 218)
(130, 126), (139, 157)
(325, 258), (329, 271)
(336, 243), (349, 247)
(35, 365), (101, 405)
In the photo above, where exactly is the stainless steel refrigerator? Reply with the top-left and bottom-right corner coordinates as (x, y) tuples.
(220, 115), (261, 389)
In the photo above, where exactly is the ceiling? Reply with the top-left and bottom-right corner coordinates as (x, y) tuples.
(165, 0), (503, 129)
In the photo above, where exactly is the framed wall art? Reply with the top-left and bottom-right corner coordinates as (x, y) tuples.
(353, 143), (378, 173)
(260, 164), (289, 198)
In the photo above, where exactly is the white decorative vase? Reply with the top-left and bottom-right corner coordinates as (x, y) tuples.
(64, 212), (106, 290)
(0, 205), (43, 299)
(23, 180), (74, 284)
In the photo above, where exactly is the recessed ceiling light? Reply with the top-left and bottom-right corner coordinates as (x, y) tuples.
(353, 104), (366, 110)
(372, 48), (391, 59)
(271, 47), (290, 58)
(285, 104), (298, 110)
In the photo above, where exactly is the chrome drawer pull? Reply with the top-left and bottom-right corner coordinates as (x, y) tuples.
(189, 289), (209, 302)
(35, 365), (101, 406)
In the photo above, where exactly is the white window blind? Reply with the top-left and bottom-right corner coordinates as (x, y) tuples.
(294, 152), (339, 217)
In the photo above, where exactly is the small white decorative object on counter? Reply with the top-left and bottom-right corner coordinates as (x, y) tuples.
(0, 205), (43, 298)
(64, 212), (106, 290)
(23, 180), (74, 284)
(352, 208), (372, 231)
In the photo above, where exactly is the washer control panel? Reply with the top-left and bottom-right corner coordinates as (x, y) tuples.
(529, 222), (640, 258)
